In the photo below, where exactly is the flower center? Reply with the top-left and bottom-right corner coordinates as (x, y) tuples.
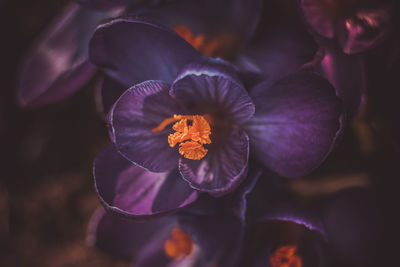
(152, 114), (212, 160)
(164, 228), (194, 260)
(269, 245), (302, 267)
(173, 25), (230, 58)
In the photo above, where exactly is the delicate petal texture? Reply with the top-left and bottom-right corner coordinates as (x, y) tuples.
(94, 76), (126, 116)
(179, 128), (250, 197)
(94, 146), (198, 218)
(17, 3), (112, 107)
(110, 80), (184, 172)
(318, 48), (366, 119)
(236, 19), (317, 86)
(246, 72), (343, 178)
(176, 170), (262, 267)
(171, 63), (255, 125)
(134, 0), (263, 57)
(87, 207), (176, 260)
(257, 201), (326, 237)
(89, 17), (201, 87)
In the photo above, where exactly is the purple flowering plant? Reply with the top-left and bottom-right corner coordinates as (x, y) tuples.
(11, 0), (400, 266)
(89, 166), (381, 267)
(16, 0), (263, 108)
(89, 16), (344, 220)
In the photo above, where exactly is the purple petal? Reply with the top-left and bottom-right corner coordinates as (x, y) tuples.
(134, 0), (263, 57)
(299, 0), (394, 54)
(185, 164), (261, 219)
(236, 19), (317, 85)
(94, 146), (198, 219)
(299, 0), (336, 39)
(338, 5), (393, 54)
(240, 215), (326, 267)
(179, 214), (244, 267)
(246, 72), (343, 178)
(89, 17), (201, 87)
(17, 3), (113, 108)
(171, 62), (255, 125)
(317, 48), (366, 119)
(256, 201), (326, 237)
(245, 169), (293, 221)
(87, 207), (176, 260)
(94, 76), (126, 117)
(110, 80), (184, 172)
(179, 128), (249, 197)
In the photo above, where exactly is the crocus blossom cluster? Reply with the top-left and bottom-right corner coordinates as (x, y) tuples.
(16, 0), (399, 266)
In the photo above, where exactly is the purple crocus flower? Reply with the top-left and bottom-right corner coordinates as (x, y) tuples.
(90, 165), (381, 267)
(87, 207), (208, 266)
(89, 154), (260, 266)
(236, 2), (366, 119)
(298, 0), (395, 54)
(17, 0), (262, 108)
(234, 186), (383, 267)
(90, 17), (343, 216)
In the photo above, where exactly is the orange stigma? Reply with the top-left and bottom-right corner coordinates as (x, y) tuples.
(164, 228), (194, 260)
(269, 245), (302, 267)
(173, 25), (229, 58)
(152, 115), (211, 160)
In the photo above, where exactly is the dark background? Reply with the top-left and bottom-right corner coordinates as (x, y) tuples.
(0, 0), (128, 265)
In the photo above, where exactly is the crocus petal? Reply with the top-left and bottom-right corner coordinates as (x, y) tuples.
(236, 19), (317, 86)
(179, 214), (244, 267)
(94, 146), (198, 219)
(299, 0), (394, 54)
(338, 5), (393, 54)
(134, 0), (263, 58)
(171, 62), (255, 125)
(317, 48), (366, 119)
(299, 0), (336, 39)
(89, 17), (201, 87)
(246, 72), (343, 178)
(245, 169), (294, 222)
(241, 215), (326, 267)
(94, 76), (126, 116)
(17, 3), (112, 108)
(185, 164), (261, 219)
(257, 201), (325, 237)
(110, 80), (184, 172)
(87, 207), (176, 260)
(179, 128), (250, 197)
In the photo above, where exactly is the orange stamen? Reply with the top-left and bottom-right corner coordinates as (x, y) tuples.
(269, 245), (302, 267)
(152, 114), (211, 160)
(179, 141), (208, 160)
(173, 25), (230, 58)
(164, 228), (194, 260)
